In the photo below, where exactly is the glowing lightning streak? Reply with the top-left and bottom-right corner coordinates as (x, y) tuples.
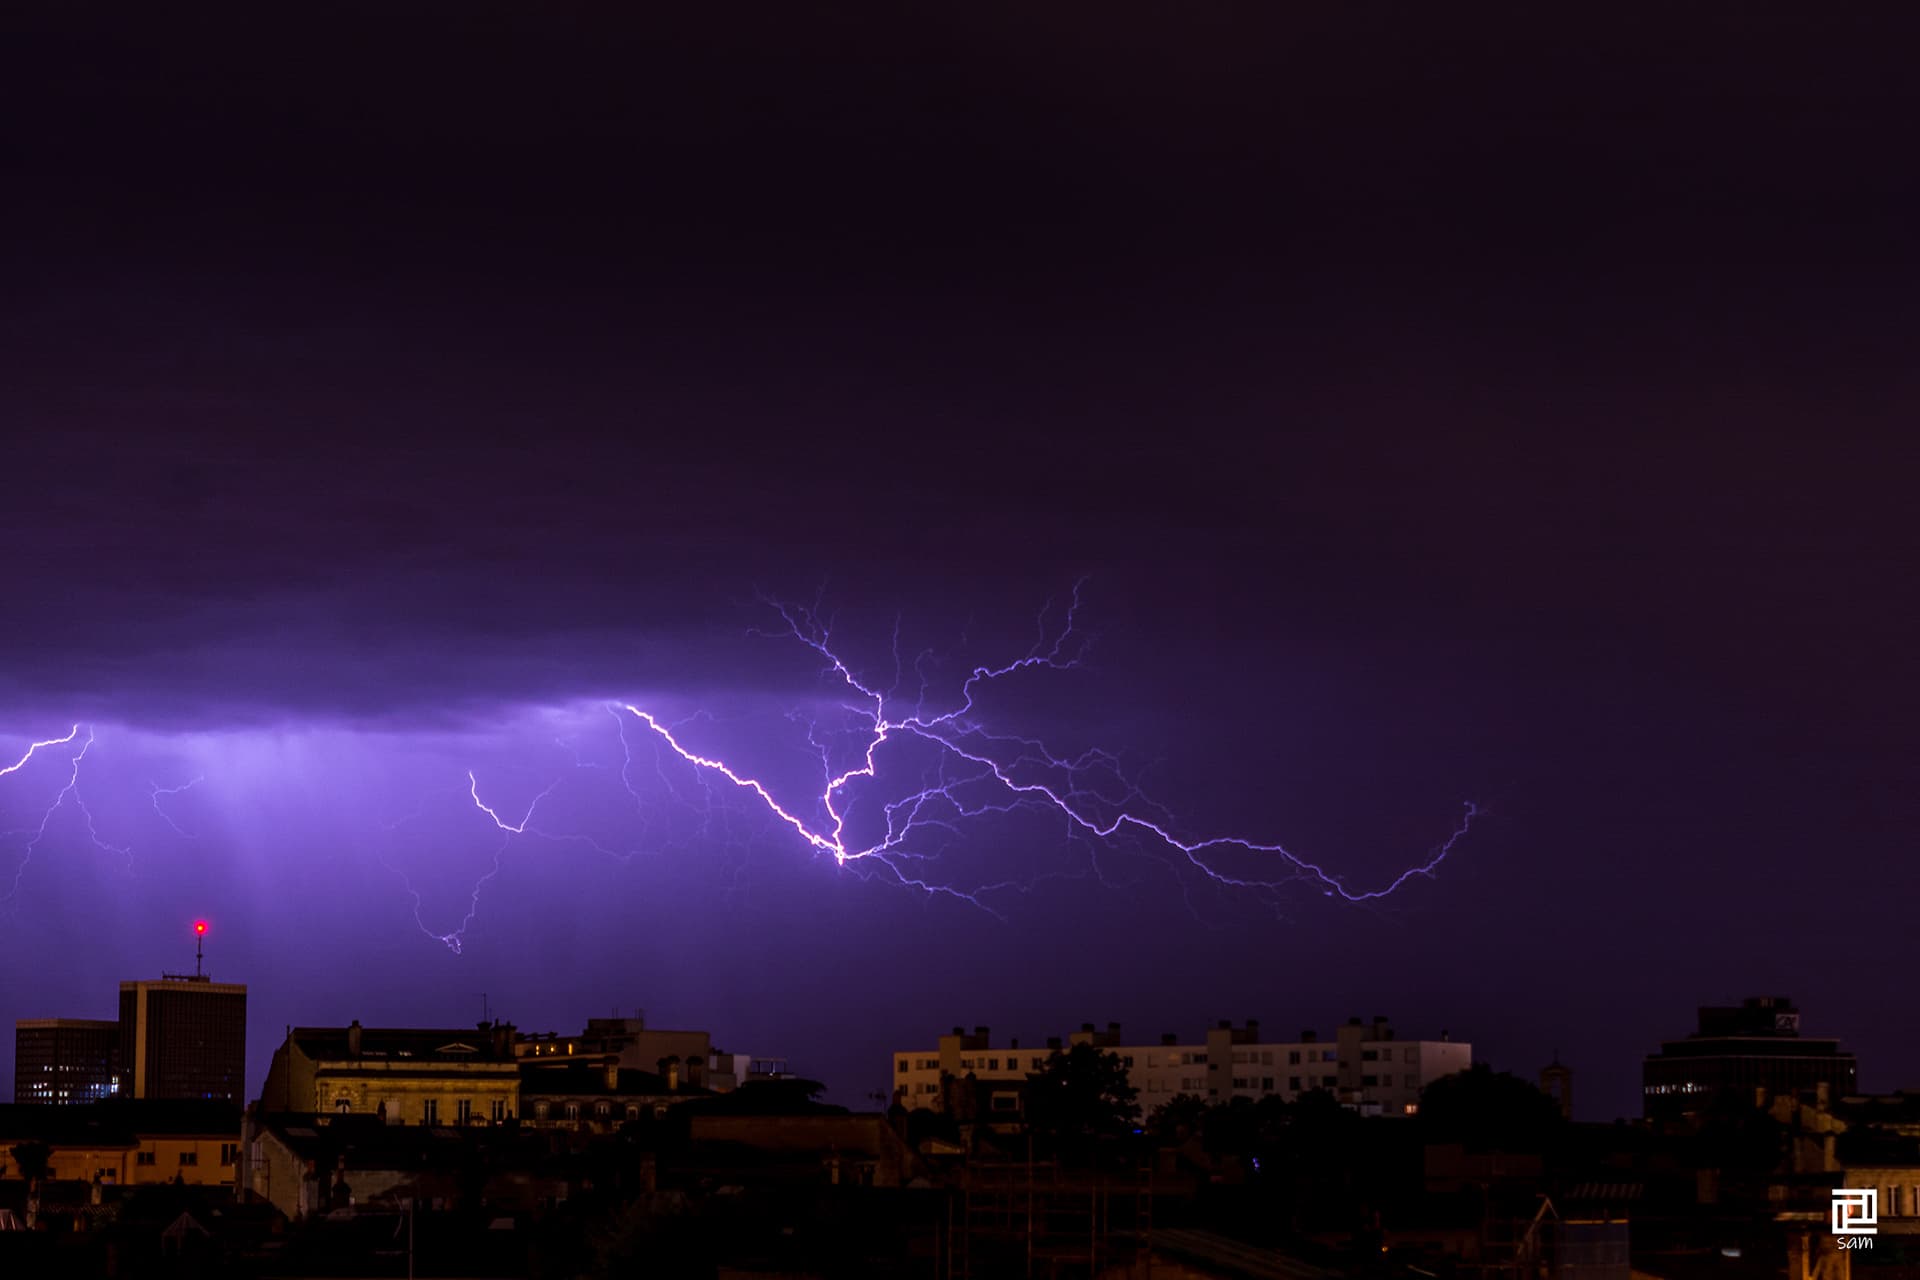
(466, 771), (565, 835)
(609, 583), (1474, 902)
(1, 725), (82, 777)
(455, 585), (1477, 943)
(3, 726), (131, 902)
(149, 776), (206, 838)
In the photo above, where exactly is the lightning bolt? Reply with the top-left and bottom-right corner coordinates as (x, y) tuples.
(3, 725), (132, 902)
(149, 775), (206, 838)
(445, 584), (1476, 947)
(1, 724), (82, 778)
(387, 836), (506, 956)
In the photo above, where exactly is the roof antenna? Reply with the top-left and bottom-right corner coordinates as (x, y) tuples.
(193, 920), (208, 979)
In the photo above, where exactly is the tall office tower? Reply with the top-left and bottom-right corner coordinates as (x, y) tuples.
(119, 976), (248, 1104)
(13, 1018), (121, 1103)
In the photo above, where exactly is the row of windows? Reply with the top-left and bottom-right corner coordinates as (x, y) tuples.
(1143, 1077), (1208, 1093)
(332, 1096), (663, 1124)
(1876, 1185), (1920, 1217)
(1141, 1072), (1412, 1095)
(334, 1097), (512, 1124)
(530, 1100), (650, 1122)
(902, 1045), (1431, 1073)
(903, 1061), (1419, 1094)
(135, 1150), (204, 1167)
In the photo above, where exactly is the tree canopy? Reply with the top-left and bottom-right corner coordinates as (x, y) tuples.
(1026, 1044), (1141, 1153)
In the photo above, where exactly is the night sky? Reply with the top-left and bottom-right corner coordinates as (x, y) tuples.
(2, 4), (1916, 1121)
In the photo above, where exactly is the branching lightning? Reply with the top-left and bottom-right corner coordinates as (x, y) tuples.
(439, 586), (1477, 951)
(2, 725), (133, 902)
(149, 775), (206, 838)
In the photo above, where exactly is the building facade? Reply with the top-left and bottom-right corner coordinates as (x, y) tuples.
(118, 976), (248, 1104)
(894, 1016), (1470, 1117)
(0, 1100), (241, 1188)
(1642, 996), (1857, 1122)
(260, 1020), (521, 1125)
(14, 1018), (121, 1104)
(516, 1016), (714, 1085)
(514, 1016), (789, 1093)
(519, 1061), (698, 1133)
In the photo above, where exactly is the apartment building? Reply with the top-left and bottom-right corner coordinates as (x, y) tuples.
(894, 1016), (1469, 1117)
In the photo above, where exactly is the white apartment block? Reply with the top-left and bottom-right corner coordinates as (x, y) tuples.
(893, 1016), (1470, 1118)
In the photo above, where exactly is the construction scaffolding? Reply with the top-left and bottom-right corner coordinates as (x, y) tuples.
(943, 1157), (1156, 1280)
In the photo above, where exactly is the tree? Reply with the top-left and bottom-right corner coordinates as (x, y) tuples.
(1148, 1093), (1209, 1144)
(1026, 1044), (1141, 1156)
(1417, 1063), (1564, 1151)
(1694, 1088), (1787, 1176)
(11, 1141), (51, 1229)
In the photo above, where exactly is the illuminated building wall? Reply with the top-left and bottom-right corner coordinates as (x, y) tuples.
(894, 1017), (1470, 1117)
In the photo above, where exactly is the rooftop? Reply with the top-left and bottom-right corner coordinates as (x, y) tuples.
(0, 1099), (242, 1143)
(291, 1023), (517, 1064)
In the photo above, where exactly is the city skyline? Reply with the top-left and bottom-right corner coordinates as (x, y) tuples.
(5, 947), (1886, 1127)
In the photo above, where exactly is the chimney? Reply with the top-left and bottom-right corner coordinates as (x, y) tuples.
(668, 1060), (681, 1091)
(1010, 1038), (1019, 1050)
(347, 1020), (363, 1057)
(1301, 1030), (1317, 1043)
(974, 1025), (989, 1039)
(1348, 1016), (1362, 1026)
(1046, 1036), (1062, 1050)
(1246, 1019), (1260, 1037)
(1218, 1020), (1231, 1030)
(1107, 1022), (1120, 1036)
(491, 1022), (512, 1057)
(1082, 1022), (1095, 1033)
(1161, 1033), (1177, 1046)
(951, 1026), (964, 1036)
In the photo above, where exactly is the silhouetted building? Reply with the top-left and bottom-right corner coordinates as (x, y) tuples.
(14, 1018), (121, 1104)
(119, 976), (247, 1104)
(1541, 1054), (1574, 1121)
(239, 1110), (561, 1220)
(0, 1099), (241, 1186)
(896, 1015), (1470, 1117)
(1642, 995), (1856, 1122)
(515, 1014), (786, 1093)
(520, 1060), (700, 1131)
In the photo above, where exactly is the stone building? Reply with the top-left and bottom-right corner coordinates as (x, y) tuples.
(258, 1020), (520, 1126)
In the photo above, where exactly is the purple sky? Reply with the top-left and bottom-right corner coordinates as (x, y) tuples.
(1, 4), (1916, 1119)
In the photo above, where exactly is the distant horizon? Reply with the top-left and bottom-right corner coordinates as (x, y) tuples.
(7, 977), (1902, 1125)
